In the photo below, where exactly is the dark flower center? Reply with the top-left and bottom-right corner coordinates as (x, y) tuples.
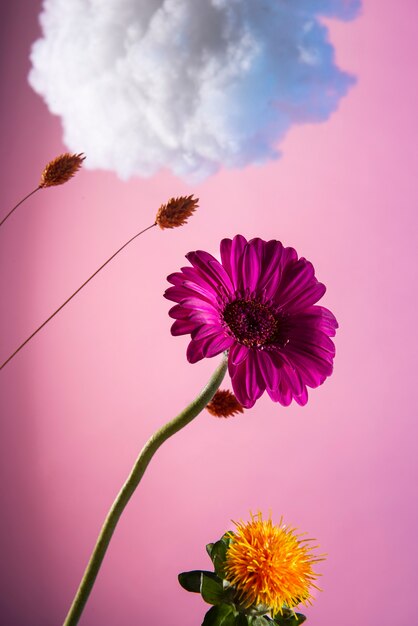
(223, 299), (279, 348)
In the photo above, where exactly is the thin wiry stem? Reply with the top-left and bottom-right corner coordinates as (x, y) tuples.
(0, 222), (157, 371)
(0, 187), (40, 228)
(63, 354), (228, 626)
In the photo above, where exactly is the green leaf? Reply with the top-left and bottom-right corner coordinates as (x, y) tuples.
(178, 571), (215, 594)
(209, 538), (233, 577)
(202, 604), (236, 626)
(248, 617), (271, 626)
(220, 531), (234, 546)
(209, 541), (227, 571)
(206, 543), (215, 558)
(235, 614), (250, 626)
(272, 611), (306, 625)
(201, 573), (226, 605)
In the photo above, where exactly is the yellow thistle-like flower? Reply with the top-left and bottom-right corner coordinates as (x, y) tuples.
(39, 152), (85, 188)
(155, 194), (198, 229)
(206, 389), (244, 418)
(224, 513), (322, 616)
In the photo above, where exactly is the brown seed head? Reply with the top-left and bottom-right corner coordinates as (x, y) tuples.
(206, 390), (244, 418)
(39, 153), (85, 188)
(155, 194), (198, 229)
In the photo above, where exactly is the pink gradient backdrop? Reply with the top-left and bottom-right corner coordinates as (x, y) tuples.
(1, 1), (417, 624)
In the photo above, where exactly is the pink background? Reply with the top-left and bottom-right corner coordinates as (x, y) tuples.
(1, 1), (417, 625)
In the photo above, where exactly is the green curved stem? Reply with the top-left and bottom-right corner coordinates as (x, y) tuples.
(63, 354), (228, 626)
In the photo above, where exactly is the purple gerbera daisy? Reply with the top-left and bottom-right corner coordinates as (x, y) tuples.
(165, 235), (338, 409)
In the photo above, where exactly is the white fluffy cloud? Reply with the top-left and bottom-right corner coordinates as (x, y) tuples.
(29, 0), (360, 181)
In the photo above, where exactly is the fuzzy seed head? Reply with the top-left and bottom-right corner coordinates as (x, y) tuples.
(206, 389), (244, 418)
(39, 153), (85, 188)
(155, 195), (198, 229)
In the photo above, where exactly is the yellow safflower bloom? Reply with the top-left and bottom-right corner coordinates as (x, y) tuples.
(224, 512), (322, 616)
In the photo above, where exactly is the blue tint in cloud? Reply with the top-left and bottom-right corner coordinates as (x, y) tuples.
(29, 0), (360, 181)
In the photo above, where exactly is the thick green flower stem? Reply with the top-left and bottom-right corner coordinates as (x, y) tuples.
(63, 355), (228, 626)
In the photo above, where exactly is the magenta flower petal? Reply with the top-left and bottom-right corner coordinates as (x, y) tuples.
(186, 332), (233, 363)
(205, 334), (235, 358)
(186, 335), (216, 364)
(294, 387), (309, 406)
(168, 304), (191, 320)
(165, 281), (217, 304)
(167, 266), (219, 298)
(256, 350), (281, 390)
(229, 343), (250, 367)
(240, 238), (263, 293)
(186, 339), (206, 364)
(186, 250), (234, 295)
(191, 323), (224, 341)
(171, 320), (199, 336)
(282, 363), (305, 397)
(176, 297), (219, 315)
(165, 235), (338, 409)
(267, 375), (293, 406)
(230, 352), (265, 408)
(273, 258), (326, 312)
(257, 240), (287, 298)
(220, 235), (247, 291)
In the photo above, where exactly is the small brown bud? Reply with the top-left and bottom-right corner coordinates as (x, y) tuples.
(155, 194), (198, 229)
(206, 390), (244, 418)
(39, 153), (85, 188)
